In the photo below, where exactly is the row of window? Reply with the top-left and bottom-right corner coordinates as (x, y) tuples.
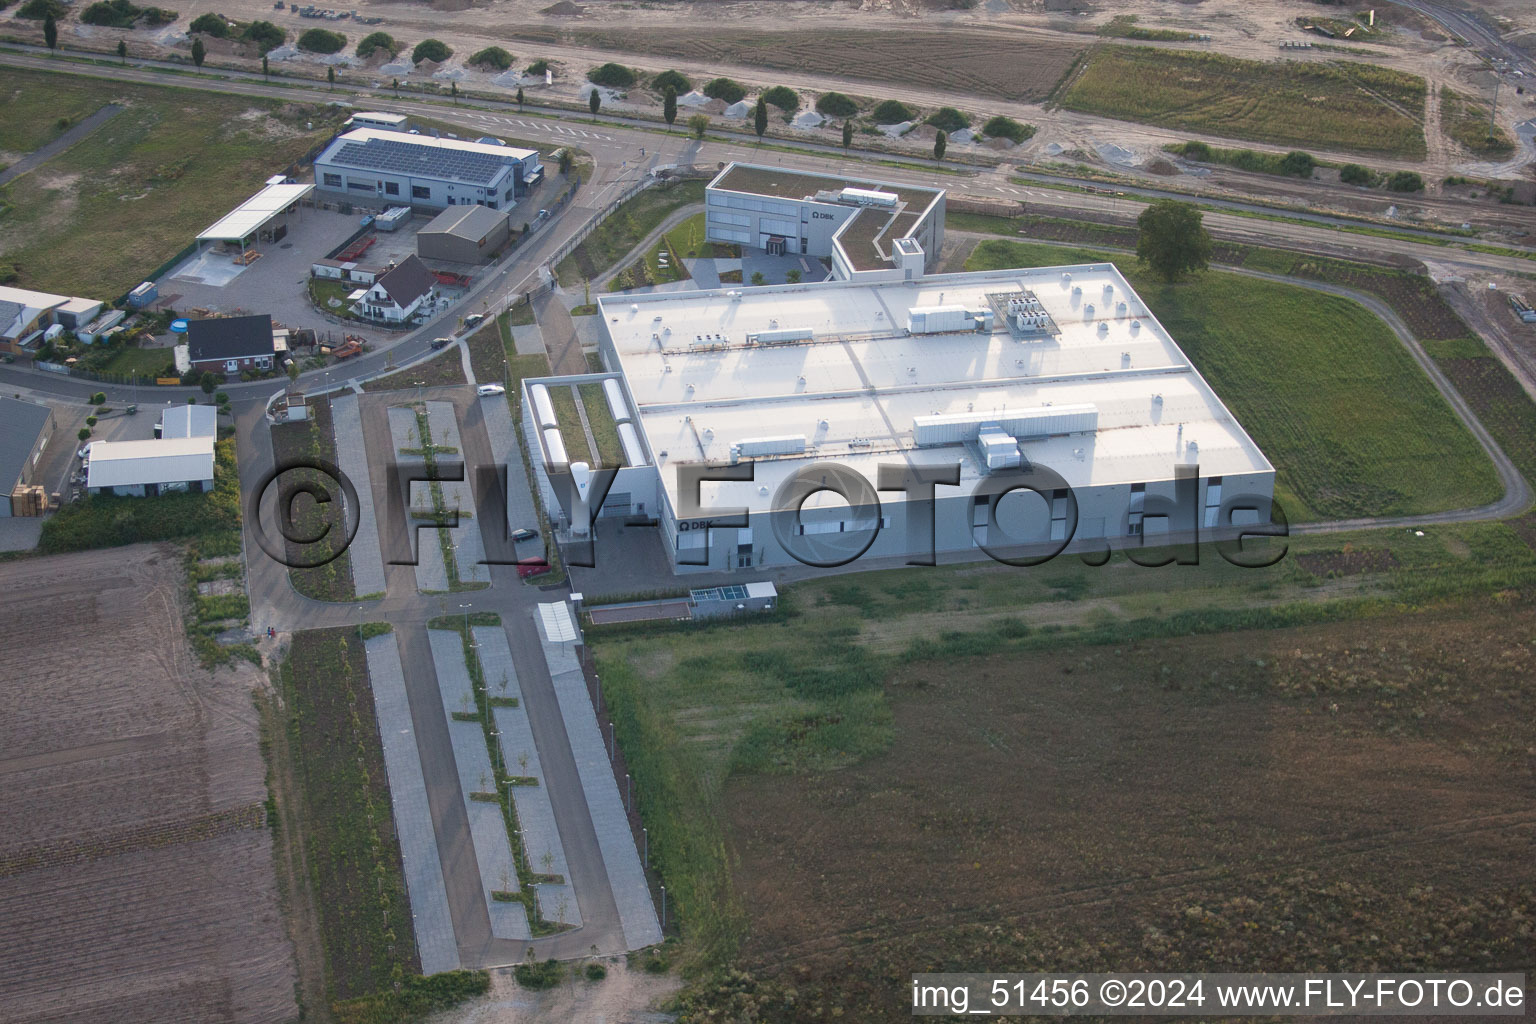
(320, 174), (447, 202)
(711, 227), (752, 244)
(709, 210), (751, 228)
(706, 191), (803, 218)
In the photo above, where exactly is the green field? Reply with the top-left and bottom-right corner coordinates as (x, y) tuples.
(1058, 46), (1426, 157)
(576, 381), (624, 467)
(0, 72), (116, 155)
(964, 238), (1500, 521)
(555, 179), (704, 287)
(0, 68), (345, 297)
(1439, 87), (1515, 157)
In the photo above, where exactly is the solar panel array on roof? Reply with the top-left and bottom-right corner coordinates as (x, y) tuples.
(329, 138), (511, 186)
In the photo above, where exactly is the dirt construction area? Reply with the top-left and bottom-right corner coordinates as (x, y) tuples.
(725, 602), (1536, 1020)
(0, 546), (295, 1024)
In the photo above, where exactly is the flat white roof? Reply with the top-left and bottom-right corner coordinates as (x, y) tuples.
(197, 181), (315, 242)
(86, 436), (215, 489)
(159, 404), (217, 439)
(599, 265), (1273, 514)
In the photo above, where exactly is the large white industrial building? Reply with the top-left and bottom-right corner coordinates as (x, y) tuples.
(705, 163), (945, 280)
(528, 263), (1275, 573)
(313, 129), (543, 211)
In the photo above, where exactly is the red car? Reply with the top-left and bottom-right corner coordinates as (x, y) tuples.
(516, 557), (551, 579)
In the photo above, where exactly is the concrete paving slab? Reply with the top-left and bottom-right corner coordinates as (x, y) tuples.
(480, 397), (539, 541)
(388, 406), (426, 454)
(425, 400), (460, 452)
(429, 629), (477, 720)
(363, 634), (459, 975)
(510, 323), (546, 356)
(330, 393), (386, 597)
(539, 626), (662, 950)
(414, 527), (452, 593)
(472, 625), (521, 702)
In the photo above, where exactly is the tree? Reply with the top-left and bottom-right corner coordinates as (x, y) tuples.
(753, 96), (767, 139)
(43, 12), (57, 49)
(515, 86), (524, 109)
(263, 54), (270, 77)
(558, 148), (572, 175)
(750, 271), (766, 286)
(327, 66), (335, 90)
(392, 77), (399, 96)
(933, 129), (946, 161)
(451, 80), (458, 103)
(117, 39), (127, 62)
(1339, 163), (1371, 186)
(200, 371), (219, 394)
(90, 392), (106, 405)
(842, 120), (853, 150)
(1136, 199), (1211, 283)
(688, 114), (708, 140)
(78, 427), (92, 442)
(662, 86), (677, 129)
(190, 36), (205, 67)
(588, 89), (601, 117)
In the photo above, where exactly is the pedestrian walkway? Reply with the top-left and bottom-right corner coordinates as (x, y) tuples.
(428, 629), (531, 941)
(362, 633), (459, 974)
(330, 394), (386, 596)
(477, 627), (581, 928)
(537, 610), (661, 950)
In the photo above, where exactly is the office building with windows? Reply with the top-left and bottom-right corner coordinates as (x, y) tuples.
(704, 162), (945, 281)
(313, 129), (543, 211)
(568, 263), (1274, 573)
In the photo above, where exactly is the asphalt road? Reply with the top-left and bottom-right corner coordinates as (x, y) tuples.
(1384, 0), (1536, 77)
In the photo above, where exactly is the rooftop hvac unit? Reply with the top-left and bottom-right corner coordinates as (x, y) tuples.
(837, 186), (898, 207)
(731, 435), (807, 459)
(907, 304), (982, 335)
(748, 326), (814, 345)
(913, 404), (1098, 446)
(618, 421), (648, 467)
(977, 429), (1022, 470)
(529, 384), (557, 429)
(542, 427), (568, 466)
(602, 377), (631, 423)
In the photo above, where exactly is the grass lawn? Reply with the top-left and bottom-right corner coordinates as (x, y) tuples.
(593, 513), (1536, 980)
(1439, 87), (1515, 157)
(1059, 47), (1426, 157)
(362, 345), (467, 392)
(664, 212), (739, 260)
(965, 238), (1500, 521)
(95, 345), (178, 378)
(547, 384), (597, 465)
(555, 179), (705, 288)
(309, 277), (356, 314)
(576, 381), (624, 467)
(0, 72), (117, 155)
(0, 68), (347, 297)
(606, 229), (690, 292)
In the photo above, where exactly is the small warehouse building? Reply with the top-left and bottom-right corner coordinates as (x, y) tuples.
(417, 204), (511, 264)
(0, 397), (57, 517)
(0, 285), (104, 354)
(157, 404), (218, 439)
(86, 436), (216, 497)
(313, 129), (542, 212)
(187, 314), (278, 375)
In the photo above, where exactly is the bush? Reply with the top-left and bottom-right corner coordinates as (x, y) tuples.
(411, 38), (452, 64)
(354, 30), (398, 57)
(16, 0), (65, 19)
(760, 85), (799, 112)
(870, 98), (915, 124)
(297, 27), (345, 53)
(1277, 150), (1316, 177)
(1386, 170), (1424, 192)
(513, 958), (564, 990)
(81, 0), (142, 28)
(1339, 163), (1373, 186)
(467, 45), (512, 70)
(702, 77), (746, 104)
(77, 427), (92, 442)
(584, 962), (607, 981)
(816, 91), (858, 117)
(652, 69), (689, 95)
(241, 20), (285, 53)
(924, 106), (969, 132)
(525, 58), (550, 76)
(332, 970), (491, 1023)
(587, 61), (635, 87)
(139, 6), (175, 24)
(90, 391), (106, 405)
(1179, 139), (1212, 161)
(981, 114), (1034, 143)
(189, 11), (228, 34)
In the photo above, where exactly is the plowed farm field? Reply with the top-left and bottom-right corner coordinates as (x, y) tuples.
(0, 546), (295, 1024)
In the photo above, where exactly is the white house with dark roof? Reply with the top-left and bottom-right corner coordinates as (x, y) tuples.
(353, 255), (437, 323)
(187, 314), (278, 375)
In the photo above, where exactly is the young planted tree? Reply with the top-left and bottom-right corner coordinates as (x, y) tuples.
(588, 89), (601, 117)
(663, 86), (677, 129)
(933, 129), (946, 161)
(451, 80), (458, 103)
(842, 120), (853, 150)
(200, 371), (219, 394)
(516, 86), (524, 109)
(327, 65), (335, 90)
(191, 36), (205, 67)
(688, 113), (708, 140)
(753, 96), (767, 139)
(117, 39), (127, 61)
(1136, 199), (1211, 283)
(262, 54), (269, 77)
(44, 12), (58, 49)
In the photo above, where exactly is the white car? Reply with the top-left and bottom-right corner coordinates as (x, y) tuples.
(477, 383), (505, 397)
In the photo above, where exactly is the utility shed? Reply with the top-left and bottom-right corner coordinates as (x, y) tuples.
(86, 437), (216, 497)
(417, 204), (511, 264)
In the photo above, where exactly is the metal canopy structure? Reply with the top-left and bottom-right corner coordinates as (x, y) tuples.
(197, 179), (315, 243)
